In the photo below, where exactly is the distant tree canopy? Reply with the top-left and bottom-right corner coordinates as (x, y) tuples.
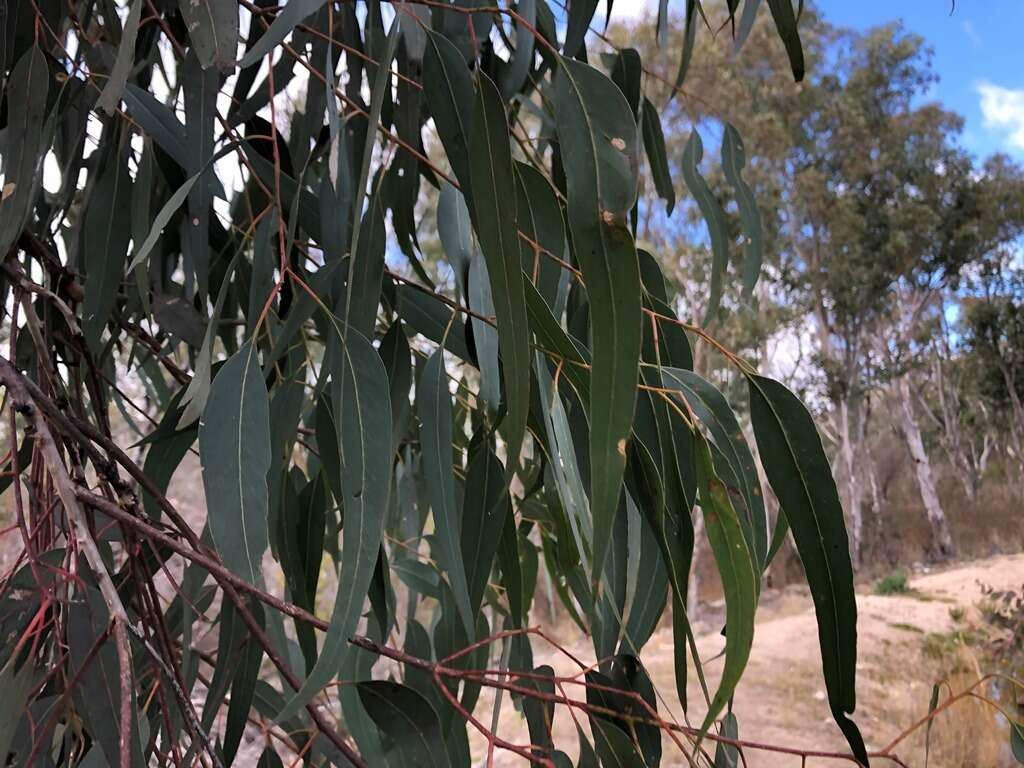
(3, 2), (1017, 767)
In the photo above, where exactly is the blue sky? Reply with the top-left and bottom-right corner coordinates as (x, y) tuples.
(816, 0), (1024, 162)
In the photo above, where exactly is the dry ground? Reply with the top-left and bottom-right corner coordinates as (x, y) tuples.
(470, 554), (1024, 767)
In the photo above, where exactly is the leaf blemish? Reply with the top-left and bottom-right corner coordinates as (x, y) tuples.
(610, 137), (626, 151)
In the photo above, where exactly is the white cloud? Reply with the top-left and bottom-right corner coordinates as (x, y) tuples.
(977, 81), (1024, 152)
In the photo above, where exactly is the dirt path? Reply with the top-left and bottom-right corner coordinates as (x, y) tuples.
(472, 554), (1024, 767)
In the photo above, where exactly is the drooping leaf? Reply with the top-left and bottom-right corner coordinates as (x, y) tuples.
(662, 368), (767, 570)
(200, 341), (271, 585)
(182, 51), (217, 297)
(500, 0), (537, 99)
(423, 30), (475, 192)
(0, 45), (49, 256)
(178, 0), (239, 70)
(553, 56), (642, 589)
(83, 141), (133, 351)
(417, 349), (475, 637)
(96, 0), (143, 114)
(358, 681), (452, 768)
(713, 711), (740, 768)
(681, 130), (729, 326)
(1011, 720), (1024, 763)
(239, 0), (326, 68)
(277, 329), (392, 721)
(766, 0), (805, 81)
(460, 441), (507, 613)
(469, 73), (529, 468)
(747, 374), (867, 764)
(694, 436), (757, 738)
(720, 123), (763, 299)
(641, 97), (676, 215)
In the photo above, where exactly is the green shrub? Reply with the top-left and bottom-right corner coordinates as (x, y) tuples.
(875, 569), (911, 595)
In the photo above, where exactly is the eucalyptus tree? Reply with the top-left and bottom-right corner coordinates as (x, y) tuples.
(0, 1), (877, 766)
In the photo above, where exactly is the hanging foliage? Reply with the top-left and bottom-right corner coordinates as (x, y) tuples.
(0, 1), (877, 766)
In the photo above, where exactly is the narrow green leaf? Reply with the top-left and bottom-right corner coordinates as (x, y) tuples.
(83, 143), (133, 351)
(695, 436), (757, 738)
(713, 711), (740, 768)
(468, 250), (500, 414)
(720, 123), (763, 299)
(239, 0), (325, 68)
(563, 0), (598, 58)
(0, 45), (49, 256)
(734, 0), (763, 52)
(183, 51), (216, 297)
(681, 130), (729, 326)
(500, 0), (536, 99)
(554, 56), (642, 589)
(225, 607), (263, 765)
(423, 30), (475, 192)
(127, 173), (200, 272)
(277, 329), (392, 721)
(747, 373), (867, 764)
(346, 193), (387, 338)
(437, 181), (474, 292)
(379, 319), (413, 455)
(674, 0), (699, 90)
(358, 681), (452, 768)
(417, 349), (475, 637)
(1011, 720), (1024, 763)
(641, 97), (676, 215)
(515, 162), (566, 309)
(469, 73), (530, 468)
(766, 0), (805, 81)
(178, 0), (238, 70)
(461, 442), (507, 613)
(97, 0), (143, 114)
(200, 341), (271, 585)
(662, 368), (767, 570)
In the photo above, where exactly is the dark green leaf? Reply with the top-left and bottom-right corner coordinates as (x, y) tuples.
(461, 442), (507, 613)
(554, 56), (642, 590)
(641, 97), (676, 215)
(423, 30), (474, 192)
(83, 143), (133, 351)
(469, 73), (530, 468)
(694, 436), (757, 737)
(278, 329), (392, 720)
(358, 681), (452, 768)
(239, 0), (326, 68)
(96, 0), (142, 114)
(766, 0), (805, 81)
(747, 373), (867, 764)
(0, 45), (49, 255)
(178, 0), (239, 70)
(1011, 720), (1024, 763)
(417, 349), (475, 637)
(662, 368), (767, 570)
(720, 124), (763, 299)
(681, 130), (729, 326)
(713, 711), (740, 768)
(200, 341), (271, 584)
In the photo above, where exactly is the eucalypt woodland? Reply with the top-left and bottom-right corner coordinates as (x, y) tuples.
(0, 1), (867, 766)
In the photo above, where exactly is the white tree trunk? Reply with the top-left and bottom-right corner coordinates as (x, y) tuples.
(686, 511), (705, 624)
(837, 397), (864, 568)
(896, 377), (956, 559)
